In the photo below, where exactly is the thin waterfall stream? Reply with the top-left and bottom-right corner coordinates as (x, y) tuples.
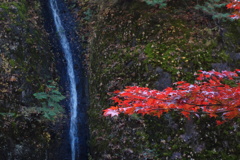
(49, 0), (79, 159)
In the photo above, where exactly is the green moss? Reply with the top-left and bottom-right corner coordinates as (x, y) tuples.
(0, 1), (27, 20)
(223, 20), (240, 51)
(0, 3), (10, 10)
(143, 19), (229, 82)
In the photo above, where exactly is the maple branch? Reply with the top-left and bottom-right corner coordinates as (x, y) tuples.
(149, 108), (232, 114)
(104, 69), (240, 123)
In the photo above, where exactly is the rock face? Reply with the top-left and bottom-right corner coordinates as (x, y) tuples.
(79, 0), (240, 159)
(154, 67), (172, 91)
(0, 0), (65, 159)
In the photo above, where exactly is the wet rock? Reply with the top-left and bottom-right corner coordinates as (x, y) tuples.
(192, 143), (205, 153)
(154, 67), (172, 91)
(211, 62), (230, 71)
(9, 5), (18, 12)
(171, 152), (182, 160)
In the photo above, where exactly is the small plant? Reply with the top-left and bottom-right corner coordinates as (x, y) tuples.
(33, 81), (65, 120)
(194, 0), (230, 20)
(0, 112), (16, 117)
(83, 8), (92, 21)
(143, 0), (167, 8)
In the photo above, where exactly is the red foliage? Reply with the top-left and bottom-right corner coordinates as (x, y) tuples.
(103, 69), (240, 124)
(227, 0), (240, 19)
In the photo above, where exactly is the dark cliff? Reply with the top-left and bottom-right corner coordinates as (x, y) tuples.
(75, 0), (240, 159)
(0, 0), (66, 159)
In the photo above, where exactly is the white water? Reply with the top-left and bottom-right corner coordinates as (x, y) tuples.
(49, 0), (78, 159)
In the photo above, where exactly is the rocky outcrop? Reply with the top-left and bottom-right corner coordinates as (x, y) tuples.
(80, 0), (240, 159)
(0, 0), (64, 159)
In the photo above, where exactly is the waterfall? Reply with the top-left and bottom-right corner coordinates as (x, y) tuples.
(49, 0), (78, 159)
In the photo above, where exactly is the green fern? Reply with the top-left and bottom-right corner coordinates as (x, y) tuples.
(143, 0), (167, 8)
(33, 82), (65, 120)
(33, 92), (48, 100)
(195, 0), (230, 20)
(0, 113), (16, 116)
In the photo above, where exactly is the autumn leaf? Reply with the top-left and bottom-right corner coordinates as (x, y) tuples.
(103, 70), (240, 125)
(103, 106), (120, 117)
(181, 111), (190, 119)
(216, 120), (225, 126)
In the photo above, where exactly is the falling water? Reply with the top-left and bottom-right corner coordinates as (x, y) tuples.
(49, 0), (78, 159)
